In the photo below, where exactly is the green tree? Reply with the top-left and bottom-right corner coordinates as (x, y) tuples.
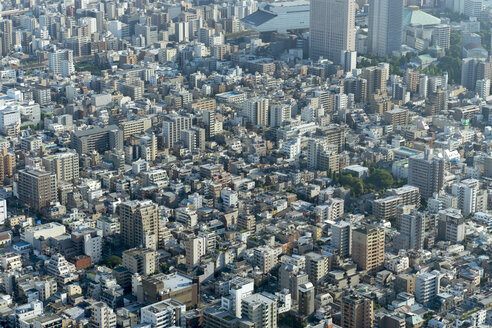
(102, 255), (122, 268)
(365, 169), (394, 191)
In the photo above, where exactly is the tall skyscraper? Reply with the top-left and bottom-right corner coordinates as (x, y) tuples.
(352, 225), (385, 272)
(309, 0), (356, 63)
(368, 0), (404, 57)
(119, 200), (159, 249)
(341, 295), (374, 328)
(408, 149), (445, 199)
(18, 169), (57, 211)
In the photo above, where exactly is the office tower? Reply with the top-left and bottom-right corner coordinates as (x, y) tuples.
(352, 225), (385, 272)
(298, 283), (315, 316)
(123, 248), (157, 276)
(476, 79), (490, 99)
(49, 49), (74, 77)
(42, 152), (79, 183)
(309, 0), (356, 63)
(241, 294), (278, 328)
(71, 125), (123, 154)
(269, 104), (290, 127)
(396, 212), (425, 250)
(253, 246), (280, 274)
(305, 252), (330, 284)
(0, 148), (15, 186)
(464, 0), (484, 18)
(244, 97), (269, 126)
(438, 208), (465, 243)
(89, 302), (117, 328)
(162, 114), (192, 148)
(415, 271), (440, 304)
(452, 178), (479, 216)
(119, 200), (159, 249)
(120, 79), (144, 100)
(18, 169), (57, 211)
(368, 0), (403, 57)
(408, 149), (445, 199)
(185, 236), (206, 269)
(141, 299), (186, 328)
(331, 221), (352, 257)
(341, 295), (374, 328)
(405, 69), (420, 93)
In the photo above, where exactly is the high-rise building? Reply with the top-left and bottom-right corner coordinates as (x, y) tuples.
(269, 104), (290, 127)
(119, 200), (159, 249)
(185, 236), (206, 269)
(244, 97), (269, 126)
(202, 110), (216, 139)
(438, 208), (465, 243)
(141, 299), (186, 328)
(341, 295), (374, 328)
(408, 149), (445, 199)
(253, 246), (280, 274)
(352, 225), (385, 272)
(464, 0), (484, 18)
(0, 148), (15, 186)
(395, 212), (425, 250)
(368, 0), (403, 57)
(476, 79), (490, 99)
(18, 169), (57, 211)
(415, 271), (440, 304)
(123, 248), (157, 276)
(298, 282), (315, 316)
(162, 114), (192, 148)
(42, 152), (79, 183)
(49, 49), (74, 77)
(89, 302), (117, 328)
(331, 221), (352, 257)
(305, 252), (330, 284)
(241, 293), (278, 328)
(452, 178), (479, 216)
(307, 138), (339, 172)
(309, 0), (356, 63)
(362, 64), (389, 96)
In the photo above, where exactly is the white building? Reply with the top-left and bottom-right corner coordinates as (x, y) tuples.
(220, 276), (254, 318)
(331, 221), (352, 257)
(281, 138), (301, 159)
(141, 299), (186, 328)
(415, 271), (440, 304)
(221, 188), (238, 207)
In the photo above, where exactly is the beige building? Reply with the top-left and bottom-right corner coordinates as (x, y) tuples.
(43, 151), (79, 182)
(123, 248), (157, 276)
(119, 200), (159, 249)
(352, 225), (385, 272)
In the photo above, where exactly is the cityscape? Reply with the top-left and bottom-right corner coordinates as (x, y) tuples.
(0, 0), (491, 327)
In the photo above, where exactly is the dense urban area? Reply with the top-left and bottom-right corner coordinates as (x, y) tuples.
(0, 0), (491, 327)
